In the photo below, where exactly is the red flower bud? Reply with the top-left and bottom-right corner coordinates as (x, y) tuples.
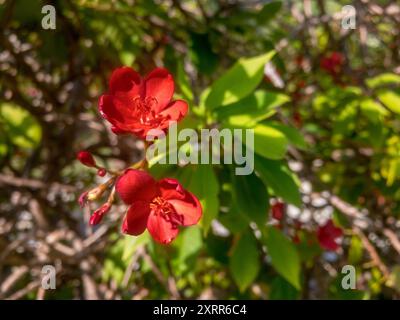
(271, 201), (285, 221)
(89, 203), (111, 226)
(77, 151), (97, 167)
(97, 168), (106, 177)
(78, 191), (89, 208)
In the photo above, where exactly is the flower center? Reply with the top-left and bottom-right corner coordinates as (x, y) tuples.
(150, 196), (183, 226)
(132, 96), (166, 127)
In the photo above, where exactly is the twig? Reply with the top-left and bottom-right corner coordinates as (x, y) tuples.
(141, 248), (181, 299)
(354, 227), (390, 278)
(383, 229), (400, 256)
(6, 281), (41, 300)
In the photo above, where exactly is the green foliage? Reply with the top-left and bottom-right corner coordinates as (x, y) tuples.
(253, 123), (288, 159)
(231, 171), (269, 227)
(255, 156), (302, 207)
(269, 276), (299, 300)
(229, 231), (260, 292)
(0, 103), (42, 149)
(216, 90), (289, 128)
(205, 51), (275, 109)
(4, 0), (400, 301)
(377, 89), (400, 115)
(263, 227), (301, 290)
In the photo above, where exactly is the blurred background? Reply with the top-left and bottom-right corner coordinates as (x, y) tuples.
(1, 0), (400, 300)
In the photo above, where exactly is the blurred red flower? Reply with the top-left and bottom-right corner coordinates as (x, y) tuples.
(317, 219), (343, 250)
(320, 52), (344, 76)
(99, 67), (188, 139)
(116, 169), (202, 244)
(271, 201), (285, 221)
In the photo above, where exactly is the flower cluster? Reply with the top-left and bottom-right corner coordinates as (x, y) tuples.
(117, 170), (201, 244)
(77, 67), (202, 244)
(320, 52), (344, 78)
(317, 219), (343, 251)
(99, 67), (188, 138)
(270, 201), (343, 251)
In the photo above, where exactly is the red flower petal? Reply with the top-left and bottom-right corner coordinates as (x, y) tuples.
(99, 95), (131, 133)
(317, 219), (343, 251)
(157, 178), (186, 200)
(109, 67), (141, 96)
(147, 210), (179, 244)
(159, 100), (188, 125)
(271, 201), (285, 221)
(122, 202), (150, 236)
(318, 236), (339, 251)
(116, 169), (157, 205)
(167, 191), (202, 226)
(143, 68), (174, 112)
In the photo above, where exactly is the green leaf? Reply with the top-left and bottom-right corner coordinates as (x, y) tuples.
(231, 171), (269, 227)
(173, 226), (203, 275)
(377, 89), (400, 115)
(122, 232), (150, 261)
(268, 122), (308, 150)
(205, 51), (276, 109)
(229, 231), (260, 292)
(0, 103), (42, 149)
(255, 156), (302, 207)
(269, 276), (299, 300)
(177, 60), (194, 103)
(257, 1), (283, 23)
(366, 73), (400, 89)
(219, 205), (249, 234)
(348, 235), (363, 265)
(216, 90), (289, 127)
(253, 123), (288, 159)
(263, 226), (301, 289)
(189, 32), (218, 76)
(360, 99), (389, 123)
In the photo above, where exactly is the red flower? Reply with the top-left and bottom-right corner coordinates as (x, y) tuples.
(97, 168), (106, 177)
(317, 219), (343, 251)
(99, 67), (188, 139)
(116, 169), (202, 244)
(320, 52), (344, 76)
(77, 151), (97, 167)
(271, 201), (285, 221)
(90, 202), (111, 226)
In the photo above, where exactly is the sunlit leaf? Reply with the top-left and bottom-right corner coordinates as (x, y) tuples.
(263, 226), (301, 289)
(0, 103), (42, 149)
(255, 155), (302, 207)
(253, 123), (288, 159)
(206, 51), (275, 109)
(229, 231), (260, 292)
